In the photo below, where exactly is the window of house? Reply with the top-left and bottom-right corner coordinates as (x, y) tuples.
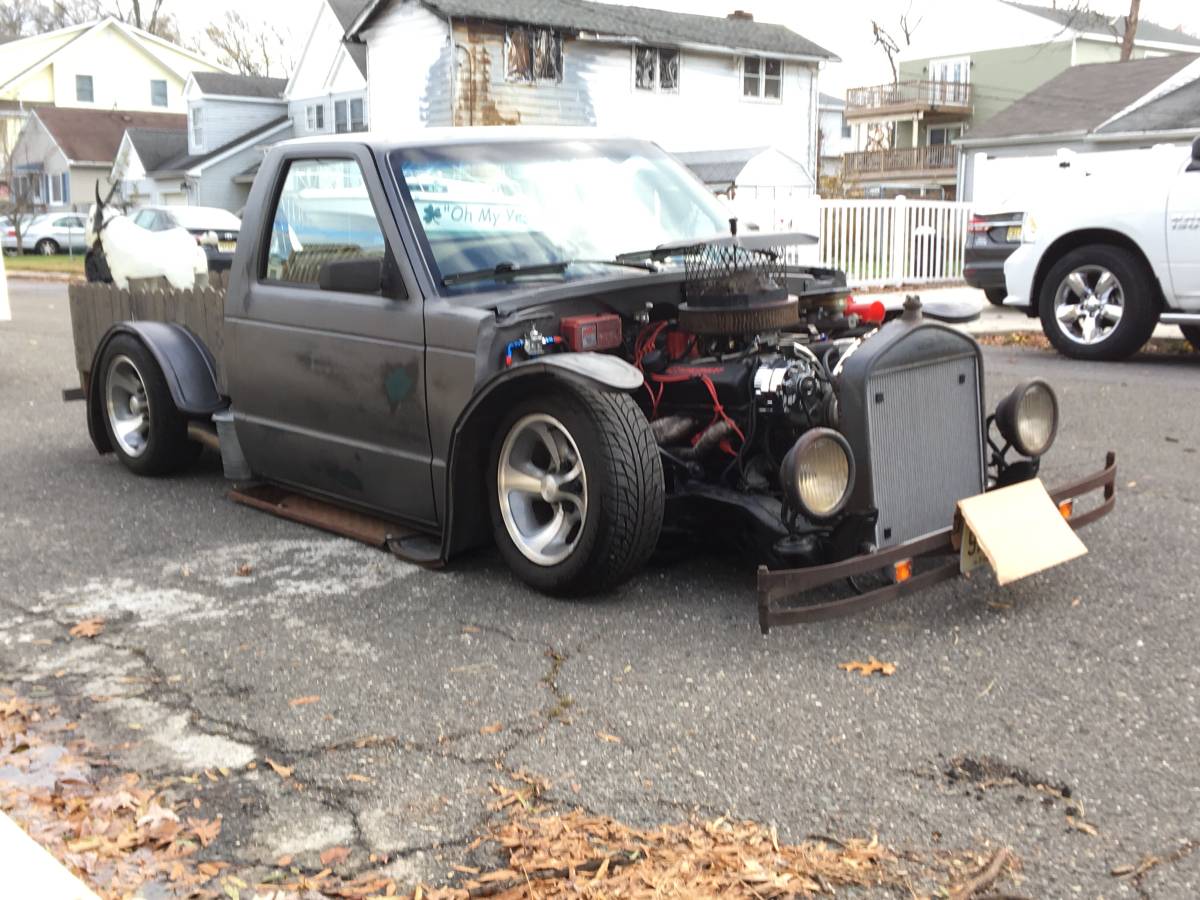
(150, 79), (168, 107)
(505, 26), (563, 83)
(634, 47), (680, 92)
(928, 125), (962, 146)
(335, 100), (348, 133)
(742, 57), (782, 100)
(191, 107), (204, 148)
(350, 97), (366, 131)
(262, 158), (388, 289)
(841, 122), (852, 139)
(48, 174), (62, 204)
(306, 103), (325, 131)
(75, 74), (94, 102)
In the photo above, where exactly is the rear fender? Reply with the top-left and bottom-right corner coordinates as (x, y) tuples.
(439, 353), (643, 559)
(87, 322), (225, 454)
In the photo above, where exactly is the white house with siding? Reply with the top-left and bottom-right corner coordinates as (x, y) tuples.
(287, 2), (371, 138)
(333, 0), (837, 193)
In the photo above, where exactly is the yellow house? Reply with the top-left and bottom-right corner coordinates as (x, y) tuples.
(1, 16), (226, 181)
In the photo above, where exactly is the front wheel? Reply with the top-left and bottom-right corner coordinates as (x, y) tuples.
(1038, 245), (1157, 361)
(98, 335), (200, 476)
(488, 386), (664, 596)
(36, 239), (59, 256)
(1182, 325), (1200, 352)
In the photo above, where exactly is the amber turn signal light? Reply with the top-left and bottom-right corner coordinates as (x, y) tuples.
(1058, 499), (1074, 520)
(893, 559), (913, 583)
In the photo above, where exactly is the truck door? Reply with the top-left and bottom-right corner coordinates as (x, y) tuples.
(226, 151), (435, 526)
(1167, 151), (1200, 304)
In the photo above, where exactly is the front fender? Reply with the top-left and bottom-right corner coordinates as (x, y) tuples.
(87, 322), (225, 453)
(438, 352), (644, 560)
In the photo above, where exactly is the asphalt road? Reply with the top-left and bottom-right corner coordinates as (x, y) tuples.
(2, 280), (1198, 896)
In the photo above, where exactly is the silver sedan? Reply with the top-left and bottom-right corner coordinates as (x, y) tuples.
(2, 212), (90, 255)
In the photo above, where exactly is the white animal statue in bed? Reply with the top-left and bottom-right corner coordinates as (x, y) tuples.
(87, 182), (208, 291)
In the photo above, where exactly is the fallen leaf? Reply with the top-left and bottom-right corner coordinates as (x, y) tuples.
(276, 854), (294, 867)
(188, 816), (221, 847)
(462, 625), (481, 634)
(1110, 864), (1135, 877)
(1067, 816), (1098, 837)
(479, 721), (503, 735)
(235, 563), (254, 577)
(347, 773), (371, 783)
(320, 846), (351, 866)
(69, 618), (105, 639)
(1071, 596), (1082, 607)
(596, 731), (622, 744)
(265, 758), (294, 779)
(288, 695), (320, 707)
(138, 804), (181, 828)
(838, 656), (897, 677)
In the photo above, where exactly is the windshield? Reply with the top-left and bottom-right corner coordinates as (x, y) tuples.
(388, 138), (731, 292)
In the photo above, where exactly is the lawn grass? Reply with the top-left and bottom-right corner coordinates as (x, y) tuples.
(3, 253), (85, 276)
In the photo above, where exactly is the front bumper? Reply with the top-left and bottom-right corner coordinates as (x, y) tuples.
(756, 453), (1116, 632)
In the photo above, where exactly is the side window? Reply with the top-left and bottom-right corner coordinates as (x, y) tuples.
(262, 158), (388, 289)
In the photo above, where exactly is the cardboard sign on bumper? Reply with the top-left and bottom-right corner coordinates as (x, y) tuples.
(957, 479), (1087, 585)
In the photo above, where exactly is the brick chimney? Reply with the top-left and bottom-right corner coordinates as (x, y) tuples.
(727, 10), (754, 20)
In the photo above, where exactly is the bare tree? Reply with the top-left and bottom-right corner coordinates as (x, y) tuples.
(1119, 0), (1141, 60)
(2, 0), (182, 42)
(203, 11), (293, 78)
(871, 5), (922, 85)
(2, 137), (43, 257)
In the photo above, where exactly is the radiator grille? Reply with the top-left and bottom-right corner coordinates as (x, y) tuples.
(866, 354), (985, 548)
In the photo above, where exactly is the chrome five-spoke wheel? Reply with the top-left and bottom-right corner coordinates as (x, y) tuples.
(105, 354), (152, 458)
(1053, 265), (1124, 346)
(496, 413), (588, 567)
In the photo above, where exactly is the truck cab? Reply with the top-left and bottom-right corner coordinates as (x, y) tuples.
(1004, 136), (1200, 359)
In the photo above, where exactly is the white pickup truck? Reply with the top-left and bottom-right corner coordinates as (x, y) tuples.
(1004, 137), (1200, 360)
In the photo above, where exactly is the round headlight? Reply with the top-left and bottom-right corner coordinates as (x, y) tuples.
(996, 379), (1059, 458)
(780, 428), (855, 521)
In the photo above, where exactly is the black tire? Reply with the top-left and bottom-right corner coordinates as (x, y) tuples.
(1038, 244), (1158, 361)
(98, 335), (200, 476)
(1182, 325), (1200, 352)
(984, 287), (1007, 306)
(487, 385), (664, 596)
(35, 238), (59, 256)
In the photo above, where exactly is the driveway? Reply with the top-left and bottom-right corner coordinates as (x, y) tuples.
(1, 280), (1198, 895)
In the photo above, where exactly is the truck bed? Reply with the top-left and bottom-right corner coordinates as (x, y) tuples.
(67, 272), (228, 393)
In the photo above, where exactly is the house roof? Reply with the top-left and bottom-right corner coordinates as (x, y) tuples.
(1098, 74), (1200, 134)
(342, 0), (837, 60)
(124, 127), (188, 171)
(149, 115), (292, 175)
(191, 71), (289, 99)
(327, 0), (370, 75)
(961, 53), (1198, 143)
(1005, 2), (1200, 48)
(32, 107), (187, 164)
(819, 92), (844, 109)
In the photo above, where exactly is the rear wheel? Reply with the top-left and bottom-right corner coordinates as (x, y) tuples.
(488, 385), (663, 596)
(1182, 325), (1200, 352)
(984, 287), (1007, 306)
(1038, 245), (1157, 361)
(99, 335), (200, 476)
(35, 238), (59, 256)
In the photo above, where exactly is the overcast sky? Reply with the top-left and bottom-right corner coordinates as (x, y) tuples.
(180, 0), (1200, 95)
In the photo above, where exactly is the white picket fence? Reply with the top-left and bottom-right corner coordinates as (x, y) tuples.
(816, 198), (973, 289)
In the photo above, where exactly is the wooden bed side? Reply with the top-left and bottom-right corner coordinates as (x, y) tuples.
(67, 271), (229, 394)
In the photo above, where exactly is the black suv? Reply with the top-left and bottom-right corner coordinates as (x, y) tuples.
(964, 211), (1023, 306)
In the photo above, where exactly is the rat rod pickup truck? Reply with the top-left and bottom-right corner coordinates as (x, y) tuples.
(69, 129), (1116, 631)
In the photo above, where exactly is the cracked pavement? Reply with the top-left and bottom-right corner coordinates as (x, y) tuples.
(2, 281), (1199, 895)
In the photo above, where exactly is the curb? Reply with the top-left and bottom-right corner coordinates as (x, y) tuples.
(0, 812), (100, 900)
(3, 271), (78, 283)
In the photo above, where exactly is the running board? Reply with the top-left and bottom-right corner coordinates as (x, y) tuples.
(228, 484), (444, 568)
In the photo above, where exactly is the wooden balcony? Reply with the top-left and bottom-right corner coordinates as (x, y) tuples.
(843, 145), (960, 183)
(845, 80), (971, 121)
